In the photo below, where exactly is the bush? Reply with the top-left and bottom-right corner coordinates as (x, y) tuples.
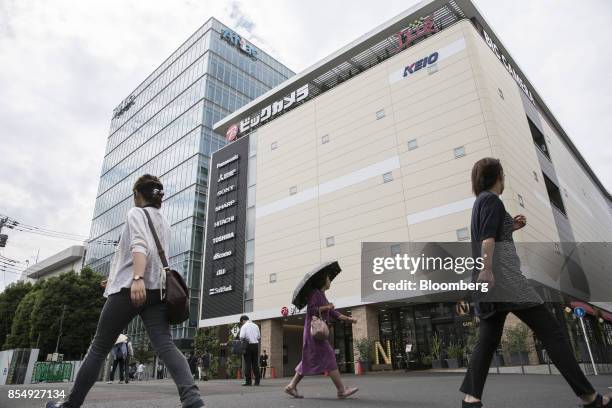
(354, 338), (373, 362)
(447, 342), (464, 359)
(504, 324), (529, 353)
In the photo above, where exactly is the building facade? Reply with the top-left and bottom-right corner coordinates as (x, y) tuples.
(205, 0), (612, 376)
(21, 245), (85, 282)
(85, 17), (293, 348)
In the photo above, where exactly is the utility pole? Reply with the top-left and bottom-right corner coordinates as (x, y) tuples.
(55, 305), (67, 354)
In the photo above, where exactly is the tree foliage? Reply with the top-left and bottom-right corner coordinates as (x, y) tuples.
(0, 280), (34, 349)
(3, 268), (106, 360)
(193, 326), (219, 357)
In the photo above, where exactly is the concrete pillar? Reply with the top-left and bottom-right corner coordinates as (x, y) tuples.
(350, 305), (380, 368)
(259, 319), (283, 377)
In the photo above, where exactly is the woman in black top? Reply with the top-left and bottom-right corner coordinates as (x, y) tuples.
(461, 158), (609, 408)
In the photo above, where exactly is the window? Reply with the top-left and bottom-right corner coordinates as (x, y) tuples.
(527, 117), (550, 160)
(376, 109), (385, 120)
(454, 146), (466, 158)
(271, 141), (278, 150)
(383, 172), (393, 183)
(498, 88), (504, 99)
(289, 185), (297, 195)
(321, 134), (329, 144)
(390, 244), (401, 256)
(518, 194), (525, 208)
(427, 64), (438, 75)
(543, 174), (566, 215)
(269, 273), (277, 283)
(326, 236), (335, 247)
(456, 228), (469, 241)
(407, 139), (418, 151)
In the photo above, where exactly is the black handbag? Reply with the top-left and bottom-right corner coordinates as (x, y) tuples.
(142, 209), (190, 324)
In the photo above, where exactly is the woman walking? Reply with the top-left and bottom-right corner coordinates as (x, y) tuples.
(284, 272), (359, 399)
(46, 174), (204, 408)
(461, 158), (610, 408)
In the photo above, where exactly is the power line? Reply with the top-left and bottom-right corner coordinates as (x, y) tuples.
(0, 215), (118, 246)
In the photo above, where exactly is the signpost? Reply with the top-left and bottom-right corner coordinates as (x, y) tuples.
(574, 307), (598, 375)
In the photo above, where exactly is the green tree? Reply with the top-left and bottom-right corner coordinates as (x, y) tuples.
(3, 286), (43, 349)
(132, 338), (155, 365)
(193, 327), (220, 357)
(0, 280), (33, 349)
(28, 268), (105, 359)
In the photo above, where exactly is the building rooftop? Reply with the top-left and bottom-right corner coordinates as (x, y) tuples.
(213, 0), (611, 201)
(24, 245), (85, 280)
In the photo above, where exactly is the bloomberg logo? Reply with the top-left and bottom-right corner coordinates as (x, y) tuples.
(221, 29), (258, 60)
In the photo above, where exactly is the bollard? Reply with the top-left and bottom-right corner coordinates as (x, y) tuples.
(236, 368), (241, 380)
(270, 367), (276, 379)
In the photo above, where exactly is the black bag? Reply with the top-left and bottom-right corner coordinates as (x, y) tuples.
(230, 339), (247, 355)
(142, 209), (190, 325)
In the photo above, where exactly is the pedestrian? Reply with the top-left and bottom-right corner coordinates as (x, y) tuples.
(239, 315), (261, 386)
(157, 363), (164, 379)
(124, 337), (133, 384)
(46, 174), (204, 408)
(107, 334), (128, 384)
(137, 362), (145, 381)
(284, 272), (359, 399)
(259, 350), (268, 379)
(197, 353), (210, 381)
(460, 158), (610, 408)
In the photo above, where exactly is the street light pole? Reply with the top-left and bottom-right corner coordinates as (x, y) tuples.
(55, 305), (67, 354)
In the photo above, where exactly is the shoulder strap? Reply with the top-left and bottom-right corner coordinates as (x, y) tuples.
(142, 208), (169, 269)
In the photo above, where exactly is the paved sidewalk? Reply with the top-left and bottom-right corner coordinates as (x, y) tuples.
(1, 371), (611, 408)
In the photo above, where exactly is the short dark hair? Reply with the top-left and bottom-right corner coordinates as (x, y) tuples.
(133, 174), (164, 208)
(471, 158), (503, 196)
(240, 315), (249, 323)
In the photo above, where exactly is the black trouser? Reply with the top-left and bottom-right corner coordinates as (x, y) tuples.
(244, 343), (260, 384)
(460, 304), (595, 399)
(63, 289), (203, 408)
(124, 356), (130, 383)
(260, 366), (266, 378)
(109, 358), (125, 382)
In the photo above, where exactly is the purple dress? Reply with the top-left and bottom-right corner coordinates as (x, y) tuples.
(295, 289), (340, 375)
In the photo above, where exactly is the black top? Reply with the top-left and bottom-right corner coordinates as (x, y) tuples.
(259, 354), (268, 367)
(470, 191), (542, 318)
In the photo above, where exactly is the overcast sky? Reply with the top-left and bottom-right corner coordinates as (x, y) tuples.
(1, 0), (611, 290)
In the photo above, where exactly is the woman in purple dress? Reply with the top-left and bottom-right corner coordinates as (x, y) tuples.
(284, 272), (359, 399)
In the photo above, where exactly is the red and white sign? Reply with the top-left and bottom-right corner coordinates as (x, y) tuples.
(226, 124), (239, 142)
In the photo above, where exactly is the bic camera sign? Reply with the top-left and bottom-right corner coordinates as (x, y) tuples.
(226, 84), (309, 141)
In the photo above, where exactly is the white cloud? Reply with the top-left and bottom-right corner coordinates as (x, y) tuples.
(1, 0), (611, 290)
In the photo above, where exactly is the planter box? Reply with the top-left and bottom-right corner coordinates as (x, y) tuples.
(445, 358), (461, 369)
(510, 352), (529, 366)
(431, 359), (446, 369)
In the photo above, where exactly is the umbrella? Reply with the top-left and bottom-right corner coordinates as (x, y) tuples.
(291, 261), (342, 310)
(115, 333), (128, 345)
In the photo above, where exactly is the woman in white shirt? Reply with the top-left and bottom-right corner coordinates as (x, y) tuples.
(47, 175), (204, 408)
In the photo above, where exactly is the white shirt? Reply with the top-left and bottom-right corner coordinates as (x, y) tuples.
(137, 364), (145, 373)
(104, 207), (170, 297)
(239, 321), (261, 344)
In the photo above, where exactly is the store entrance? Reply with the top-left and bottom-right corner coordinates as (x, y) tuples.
(379, 302), (474, 370)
